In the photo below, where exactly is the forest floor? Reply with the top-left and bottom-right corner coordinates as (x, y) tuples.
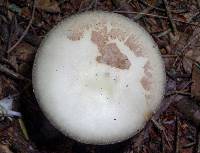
(0, 0), (200, 153)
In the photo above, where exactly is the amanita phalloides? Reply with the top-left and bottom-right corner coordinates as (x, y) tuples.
(32, 11), (165, 145)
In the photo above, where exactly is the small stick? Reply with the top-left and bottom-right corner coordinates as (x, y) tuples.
(7, 0), (36, 54)
(134, 6), (154, 20)
(18, 118), (29, 140)
(113, 11), (200, 27)
(157, 29), (171, 37)
(151, 118), (165, 152)
(165, 90), (191, 97)
(0, 64), (27, 80)
(182, 142), (195, 148)
(139, 0), (186, 13)
(0, 57), (17, 70)
(151, 118), (173, 150)
(175, 116), (180, 153)
(162, 54), (177, 58)
(162, 0), (177, 34)
(113, 10), (169, 18)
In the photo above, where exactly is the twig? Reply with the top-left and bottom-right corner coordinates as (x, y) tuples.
(184, 55), (200, 67)
(165, 90), (192, 97)
(0, 64), (27, 80)
(113, 11), (200, 27)
(182, 142), (195, 148)
(175, 116), (180, 153)
(162, 54), (177, 58)
(157, 29), (171, 37)
(18, 118), (29, 140)
(151, 119), (166, 152)
(139, 0), (187, 14)
(134, 6), (153, 20)
(0, 57), (17, 70)
(139, 0), (164, 12)
(180, 29), (200, 53)
(7, 0), (36, 54)
(151, 118), (173, 150)
(151, 118), (164, 131)
(162, 0), (177, 34)
(114, 10), (169, 18)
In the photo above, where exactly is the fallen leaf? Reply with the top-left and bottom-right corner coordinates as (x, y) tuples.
(0, 144), (13, 153)
(20, 7), (31, 18)
(146, 0), (157, 5)
(181, 10), (199, 23)
(11, 42), (36, 63)
(71, 0), (83, 10)
(36, 0), (60, 13)
(18, 63), (31, 75)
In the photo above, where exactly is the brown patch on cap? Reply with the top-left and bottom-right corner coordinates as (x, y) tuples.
(140, 76), (152, 91)
(67, 23), (132, 69)
(141, 61), (153, 91)
(109, 28), (126, 41)
(91, 26), (131, 69)
(96, 43), (131, 69)
(91, 27), (108, 50)
(125, 34), (144, 57)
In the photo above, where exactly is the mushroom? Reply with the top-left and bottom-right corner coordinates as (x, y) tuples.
(32, 11), (165, 145)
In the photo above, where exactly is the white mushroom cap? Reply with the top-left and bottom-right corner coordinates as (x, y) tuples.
(32, 11), (165, 145)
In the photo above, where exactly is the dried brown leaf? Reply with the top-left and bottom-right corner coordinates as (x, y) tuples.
(36, 0), (60, 13)
(0, 144), (13, 153)
(71, 0), (82, 10)
(11, 42), (35, 63)
(146, 0), (157, 5)
(20, 7), (31, 18)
